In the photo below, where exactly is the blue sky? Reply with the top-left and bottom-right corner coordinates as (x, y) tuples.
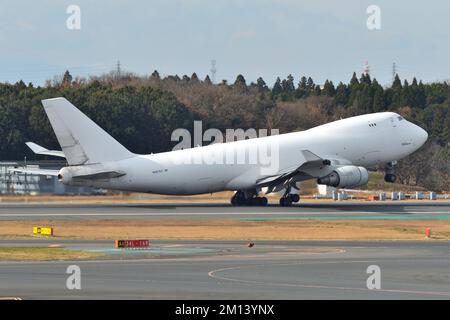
(0, 0), (449, 86)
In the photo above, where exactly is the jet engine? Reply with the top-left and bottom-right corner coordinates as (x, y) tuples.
(317, 166), (369, 188)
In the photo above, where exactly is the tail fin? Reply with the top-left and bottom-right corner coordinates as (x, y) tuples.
(41, 97), (133, 165)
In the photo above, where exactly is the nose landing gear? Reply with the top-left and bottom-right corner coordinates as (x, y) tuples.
(384, 161), (397, 183)
(384, 174), (396, 183)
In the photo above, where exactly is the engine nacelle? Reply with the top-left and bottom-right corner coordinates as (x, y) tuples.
(317, 166), (369, 188)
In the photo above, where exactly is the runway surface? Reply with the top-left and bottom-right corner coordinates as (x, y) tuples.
(0, 202), (449, 299)
(0, 240), (449, 299)
(0, 202), (448, 220)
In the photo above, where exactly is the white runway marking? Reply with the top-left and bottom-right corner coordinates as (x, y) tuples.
(208, 260), (450, 298)
(0, 211), (447, 217)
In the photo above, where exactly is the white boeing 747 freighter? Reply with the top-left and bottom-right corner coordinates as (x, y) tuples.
(12, 98), (428, 206)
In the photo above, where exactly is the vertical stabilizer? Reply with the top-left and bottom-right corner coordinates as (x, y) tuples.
(41, 97), (133, 165)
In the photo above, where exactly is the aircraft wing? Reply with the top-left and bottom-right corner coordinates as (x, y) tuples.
(26, 142), (66, 158)
(256, 150), (331, 187)
(8, 167), (59, 176)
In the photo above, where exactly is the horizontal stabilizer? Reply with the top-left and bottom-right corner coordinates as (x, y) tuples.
(8, 168), (59, 176)
(73, 171), (126, 180)
(26, 142), (66, 158)
(8, 167), (126, 181)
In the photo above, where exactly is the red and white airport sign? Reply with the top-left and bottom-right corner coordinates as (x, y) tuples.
(115, 239), (150, 249)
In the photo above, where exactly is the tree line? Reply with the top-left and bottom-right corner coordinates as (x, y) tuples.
(0, 69), (448, 190)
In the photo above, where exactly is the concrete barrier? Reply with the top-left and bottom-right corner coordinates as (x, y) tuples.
(332, 191), (338, 201)
(337, 193), (348, 201)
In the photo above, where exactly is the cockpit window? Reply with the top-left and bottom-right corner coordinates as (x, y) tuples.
(398, 116), (403, 121)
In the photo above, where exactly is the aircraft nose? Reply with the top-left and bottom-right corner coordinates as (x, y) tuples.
(415, 126), (428, 147)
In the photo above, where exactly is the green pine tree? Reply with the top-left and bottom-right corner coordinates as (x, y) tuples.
(322, 80), (336, 97)
(272, 77), (282, 98)
(234, 74), (247, 87)
(62, 70), (73, 87)
(256, 77), (268, 92)
(334, 82), (349, 106)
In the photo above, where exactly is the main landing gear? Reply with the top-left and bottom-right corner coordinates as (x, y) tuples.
(279, 183), (300, 207)
(231, 181), (301, 207)
(384, 161), (397, 183)
(231, 190), (268, 206)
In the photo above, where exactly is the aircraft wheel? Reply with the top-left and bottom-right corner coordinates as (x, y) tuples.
(279, 197), (292, 207)
(236, 197), (246, 206)
(259, 197), (268, 206)
(231, 192), (246, 206)
(384, 174), (397, 183)
(290, 194), (300, 203)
